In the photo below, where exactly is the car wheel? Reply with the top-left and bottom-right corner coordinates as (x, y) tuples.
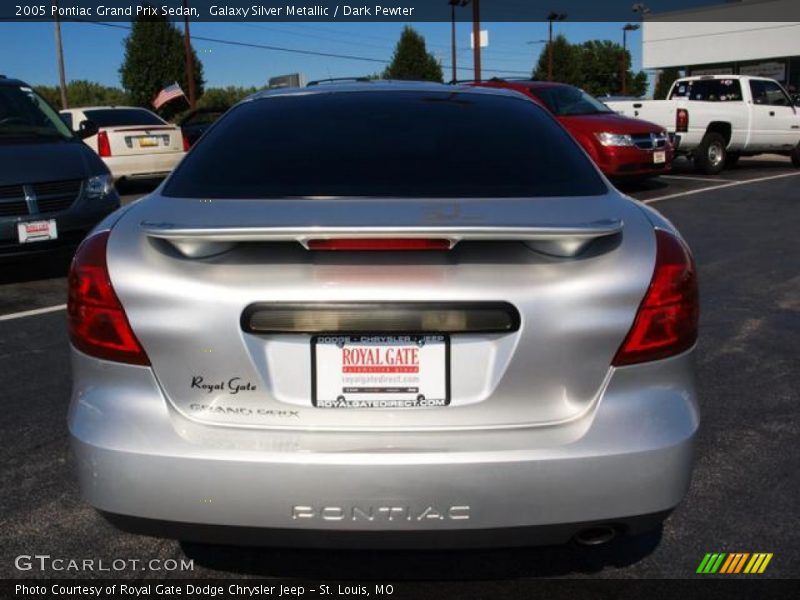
(695, 132), (727, 175)
(725, 152), (740, 168)
(791, 144), (800, 168)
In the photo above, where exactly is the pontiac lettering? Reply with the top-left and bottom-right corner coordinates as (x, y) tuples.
(292, 504), (470, 522)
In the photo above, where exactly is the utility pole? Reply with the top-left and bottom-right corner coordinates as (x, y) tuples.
(448, 0), (470, 82)
(52, 0), (68, 109)
(182, 0), (197, 109)
(622, 23), (640, 95)
(451, 2), (457, 82)
(546, 11), (567, 82)
(472, 0), (481, 81)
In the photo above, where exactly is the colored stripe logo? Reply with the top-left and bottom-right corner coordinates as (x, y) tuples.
(697, 553), (773, 574)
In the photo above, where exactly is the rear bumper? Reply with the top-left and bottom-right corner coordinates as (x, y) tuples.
(101, 510), (671, 549)
(69, 349), (699, 547)
(103, 152), (185, 181)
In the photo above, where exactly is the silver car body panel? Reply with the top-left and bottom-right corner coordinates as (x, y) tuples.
(69, 347), (697, 534)
(68, 83), (698, 543)
(104, 192), (653, 431)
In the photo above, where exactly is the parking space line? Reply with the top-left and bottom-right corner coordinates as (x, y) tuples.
(644, 171), (800, 204)
(0, 304), (66, 322)
(661, 175), (725, 183)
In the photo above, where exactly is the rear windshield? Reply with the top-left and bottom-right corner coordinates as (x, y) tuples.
(83, 108), (165, 127)
(670, 79), (743, 102)
(163, 91), (607, 199)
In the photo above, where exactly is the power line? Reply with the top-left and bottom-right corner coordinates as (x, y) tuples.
(73, 19), (388, 63)
(65, 18), (534, 76)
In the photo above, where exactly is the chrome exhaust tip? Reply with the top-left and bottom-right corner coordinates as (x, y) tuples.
(574, 525), (618, 546)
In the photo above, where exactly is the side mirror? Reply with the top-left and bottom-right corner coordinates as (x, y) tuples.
(77, 119), (98, 139)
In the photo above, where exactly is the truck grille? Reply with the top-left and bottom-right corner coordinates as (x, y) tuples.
(631, 133), (668, 150)
(0, 179), (82, 216)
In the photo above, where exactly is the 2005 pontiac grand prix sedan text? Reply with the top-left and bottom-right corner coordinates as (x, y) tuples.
(67, 82), (699, 548)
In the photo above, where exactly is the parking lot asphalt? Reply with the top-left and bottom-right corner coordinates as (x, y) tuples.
(1, 157), (798, 585)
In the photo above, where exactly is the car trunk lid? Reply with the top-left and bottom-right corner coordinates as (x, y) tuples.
(104, 125), (182, 156)
(107, 193), (655, 431)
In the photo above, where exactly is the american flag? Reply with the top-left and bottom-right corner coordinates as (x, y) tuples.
(152, 82), (185, 109)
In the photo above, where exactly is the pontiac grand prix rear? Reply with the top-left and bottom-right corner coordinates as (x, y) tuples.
(67, 83), (699, 548)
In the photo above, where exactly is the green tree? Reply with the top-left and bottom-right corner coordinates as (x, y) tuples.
(197, 86), (261, 110)
(533, 34), (582, 85)
(383, 26), (443, 83)
(654, 67), (681, 99)
(119, 7), (204, 119)
(532, 36), (648, 97)
(35, 80), (129, 108)
(578, 40), (647, 97)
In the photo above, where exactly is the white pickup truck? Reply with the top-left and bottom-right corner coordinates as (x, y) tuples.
(605, 75), (800, 174)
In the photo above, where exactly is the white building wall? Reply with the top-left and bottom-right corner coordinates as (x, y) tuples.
(642, 0), (800, 70)
(643, 22), (800, 69)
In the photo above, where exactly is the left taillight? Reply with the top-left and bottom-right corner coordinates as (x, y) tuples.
(67, 231), (150, 366)
(96, 130), (111, 157)
(182, 133), (190, 151)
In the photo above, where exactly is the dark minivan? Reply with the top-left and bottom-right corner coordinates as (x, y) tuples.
(0, 76), (119, 260)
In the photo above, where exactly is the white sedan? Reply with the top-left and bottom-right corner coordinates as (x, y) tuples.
(60, 106), (187, 183)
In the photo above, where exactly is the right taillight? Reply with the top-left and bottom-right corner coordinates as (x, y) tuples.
(676, 108), (689, 133)
(612, 229), (698, 366)
(67, 231), (150, 366)
(97, 130), (111, 157)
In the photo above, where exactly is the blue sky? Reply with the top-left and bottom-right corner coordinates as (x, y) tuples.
(0, 21), (645, 89)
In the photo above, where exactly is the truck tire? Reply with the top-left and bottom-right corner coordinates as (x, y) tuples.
(695, 132), (727, 175)
(791, 144), (800, 168)
(725, 153), (740, 168)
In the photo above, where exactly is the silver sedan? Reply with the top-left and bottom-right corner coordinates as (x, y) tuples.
(67, 82), (699, 548)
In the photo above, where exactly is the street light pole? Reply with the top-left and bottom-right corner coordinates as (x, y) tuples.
(182, 0), (197, 109)
(546, 12), (567, 82)
(52, 0), (68, 109)
(621, 23), (640, 95)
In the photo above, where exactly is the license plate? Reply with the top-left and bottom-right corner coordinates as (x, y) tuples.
(17, 219), (57, 244)
(312, 334), (450, 409)
(653, 151), (667, 164)
(138, 136), (159, 147)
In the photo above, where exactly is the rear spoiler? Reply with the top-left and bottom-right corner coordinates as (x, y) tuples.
(140, 219), (623, 258)
(112, 126), (177, 132)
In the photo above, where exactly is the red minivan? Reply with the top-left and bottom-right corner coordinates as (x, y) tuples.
(469, 80), (673, 179)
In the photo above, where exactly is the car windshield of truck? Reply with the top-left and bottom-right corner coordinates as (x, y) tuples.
(83, 108), (166, 127)
(670, 79), (743, 102)
(531, 86), (614, 116)
(0, 85), (74, 142)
